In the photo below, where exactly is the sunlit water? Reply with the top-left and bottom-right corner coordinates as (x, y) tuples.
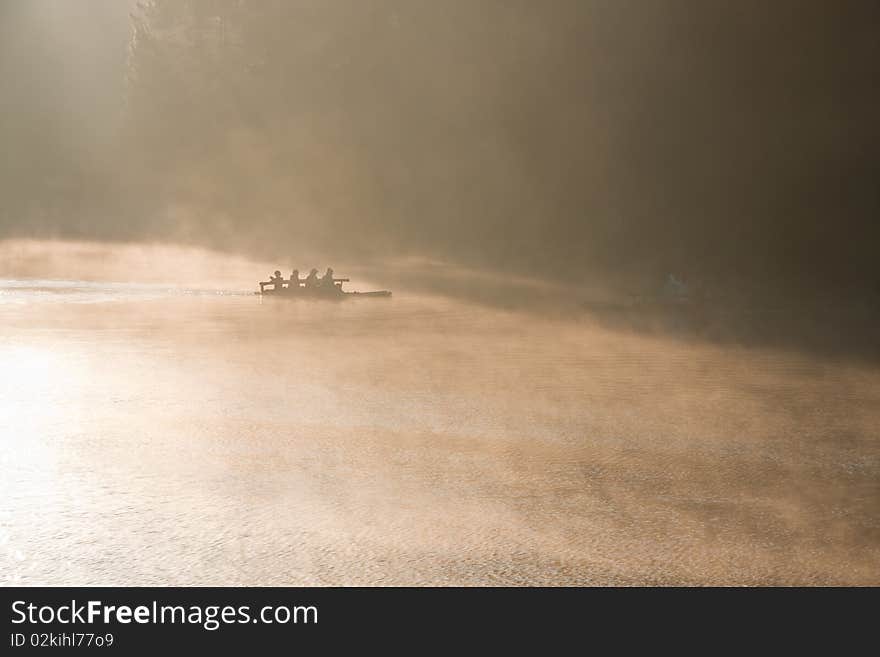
(1, 276), (878, 585)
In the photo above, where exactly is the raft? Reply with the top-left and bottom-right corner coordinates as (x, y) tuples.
(256, 284), (391, 299)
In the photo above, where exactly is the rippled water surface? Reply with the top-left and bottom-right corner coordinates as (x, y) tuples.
(1, 276), (878, 585)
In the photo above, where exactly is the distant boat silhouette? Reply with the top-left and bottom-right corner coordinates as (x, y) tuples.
(257, 271), (391, 299)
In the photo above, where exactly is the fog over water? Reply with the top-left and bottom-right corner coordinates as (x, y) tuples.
(1, 243), (877, 585)
(1, 2), (879, 585)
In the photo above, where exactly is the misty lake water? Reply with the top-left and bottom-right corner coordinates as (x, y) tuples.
(1, 274), (878, 585)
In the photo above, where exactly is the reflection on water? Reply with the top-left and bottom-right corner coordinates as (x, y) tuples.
(1, 276), (878, 585)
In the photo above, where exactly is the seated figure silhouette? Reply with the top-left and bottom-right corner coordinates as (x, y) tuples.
(321, 267), (337, 291)
(259, 270), (286, 294)
(305, 268), (320, 288)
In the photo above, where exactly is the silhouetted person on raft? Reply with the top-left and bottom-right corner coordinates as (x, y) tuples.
(321, 268), (338, 291)
(289, 269), (301, 290)
(259, 270), (286, 294)
(305, 268), (320, 288)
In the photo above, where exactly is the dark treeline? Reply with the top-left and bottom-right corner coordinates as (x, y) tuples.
(2, 0), (879, 296)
